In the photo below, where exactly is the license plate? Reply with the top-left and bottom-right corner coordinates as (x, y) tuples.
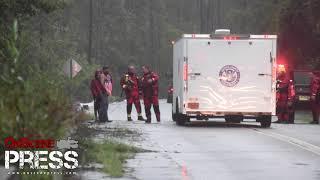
(299, 96), (310, 101)
(187, 102), (199, 109)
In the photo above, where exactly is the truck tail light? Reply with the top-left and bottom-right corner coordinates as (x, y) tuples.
(183, 64), (188, 81)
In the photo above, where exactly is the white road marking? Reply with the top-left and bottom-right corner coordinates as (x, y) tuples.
(253, 129), (320, 156)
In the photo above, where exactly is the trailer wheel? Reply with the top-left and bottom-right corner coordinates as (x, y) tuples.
(259, 115), (272, 128)
(173, 97), (189, 125)
(172, 98), (180, 121)
(172, 113), (177, 121)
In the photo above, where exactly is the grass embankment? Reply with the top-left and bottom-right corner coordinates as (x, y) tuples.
(81, 140), (141, 177)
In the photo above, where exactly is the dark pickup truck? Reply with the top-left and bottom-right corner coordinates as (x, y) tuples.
(291, 70), (313, 110)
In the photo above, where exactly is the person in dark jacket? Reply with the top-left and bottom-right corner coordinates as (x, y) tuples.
(141, 66), (160, 123)
(120, 66), (145, 121)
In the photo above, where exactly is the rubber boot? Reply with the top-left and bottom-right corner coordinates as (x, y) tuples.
(156, 114), (160, 122)
(138, 114), (146, 121)
(127, 115), (132, 121)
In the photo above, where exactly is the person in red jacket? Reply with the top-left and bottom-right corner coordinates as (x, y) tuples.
(90, 70), (112, 122)
(103, 66), (113, 84)
(90, 70), (101, 121)
(310, 72), (320, 124)
(120, 66), (145, 121)
(274, 66), (295, 124)
(141, 66), (160, 123)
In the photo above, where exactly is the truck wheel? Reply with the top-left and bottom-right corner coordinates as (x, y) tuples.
(259, 115), (272, 128)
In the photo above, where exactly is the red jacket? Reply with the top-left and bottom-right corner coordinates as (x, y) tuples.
(141, 72), (159, 97)
(120, 73), (140, 97)
(90, 79), (106, 98)
(311, 75), (320, 96)
(276, 75), (294, 102)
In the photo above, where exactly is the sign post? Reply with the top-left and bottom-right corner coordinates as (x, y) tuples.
(63, 59), (82, 102)
(63, 59), (82, 79)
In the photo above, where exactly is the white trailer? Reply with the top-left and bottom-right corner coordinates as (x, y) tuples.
(172, 32), (277, 128)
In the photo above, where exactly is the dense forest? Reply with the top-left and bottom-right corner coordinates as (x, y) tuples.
(0, 0), (320, 144)
(2, 0), (320, 99)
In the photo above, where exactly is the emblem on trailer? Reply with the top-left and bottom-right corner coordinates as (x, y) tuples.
(219, 65), (240, 87)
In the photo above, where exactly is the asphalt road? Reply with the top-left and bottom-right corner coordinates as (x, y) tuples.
(83, 100), (320, 180)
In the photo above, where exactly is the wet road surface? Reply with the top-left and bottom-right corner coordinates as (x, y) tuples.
(81, 100), (320, 180)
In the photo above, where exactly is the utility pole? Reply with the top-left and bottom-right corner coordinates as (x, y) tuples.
(88, 0), (93, 64)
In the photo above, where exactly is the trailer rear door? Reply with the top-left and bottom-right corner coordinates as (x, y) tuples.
(185, 39), (276, 114)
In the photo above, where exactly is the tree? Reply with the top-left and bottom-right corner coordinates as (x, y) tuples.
(279, 0), (320, 68)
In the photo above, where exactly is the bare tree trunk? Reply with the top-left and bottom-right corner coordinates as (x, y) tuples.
(216, 0), (221, 28)
(200, 0), (206, 33)
(149, 0), (155, 69)
(97, 0), (103, 64)
(39, 17), (43, 45)
(88, 0), (93, 64)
